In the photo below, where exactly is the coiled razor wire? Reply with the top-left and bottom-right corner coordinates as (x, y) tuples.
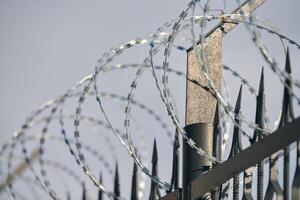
(4, 154), (85, 200)
(154, 1), (300, 166)
(1, 0), (300, 199)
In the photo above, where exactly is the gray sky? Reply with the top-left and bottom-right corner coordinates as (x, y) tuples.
(0, 0), (300, 199)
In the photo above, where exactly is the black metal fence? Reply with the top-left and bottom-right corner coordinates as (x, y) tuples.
(81, 49), (300, 200)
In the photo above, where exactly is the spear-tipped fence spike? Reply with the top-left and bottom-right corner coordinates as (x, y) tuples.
(254, 67), (266, 200)
(168, 130), (180, 193)
(213, 103), (220, 127)
(286, 47), (295, 118)
(152, 139), (158, 164)
(230, 85), (243, 155)
(114, 163), (120, 200)
(285, 47), (291, 73)
(234, 85), (243, 114)
(213, 103), (221, 159)
(67, 192), (71, 200)
(281, 47), (293, 200)
(252, 67), (265, 144)
(174, 130), (180, 155)
(98, 172), (103, 200)
(149, 139), (160, 200)
(259, 67), (264, 94)
(230, 85), (243, 200)
(212, 104), (222, 200)
(280, 47), (294, 126)
(290, 44), (300, 200)
(82, 182), (86, 200)
(130, 160), (138, 200)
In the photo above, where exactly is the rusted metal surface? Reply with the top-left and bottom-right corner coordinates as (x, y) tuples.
(190, 117), (300, 200)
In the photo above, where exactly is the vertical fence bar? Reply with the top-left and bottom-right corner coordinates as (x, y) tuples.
(281, 49), (294, 200)
(254, 68), (265, 200)
(228, 86), (243, 200)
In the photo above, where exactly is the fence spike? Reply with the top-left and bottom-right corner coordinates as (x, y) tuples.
(234, 85), (243, 114)
(240, 68), (266, 200)
(130, 160), (138, 200)
(259, 67), (265, 94)
(280, 48), (293, 127)
(149, 139), (161, 200)
(242, 68), (265, 200)
(264, 49), (296, 200)
(114, 163), (120, 200)
(279, 47), (294, 200)
(167, 130), (180, 193)
(254, 67), (266, 200)
(229, 85), (243, 200)
(212, 104), (222, 200)
(152, 139), (158, 164)
(213, 103), (221, 160)
(285, 47), (291, 73)
(98, 172), (103, 200)
(265, 58), (290, 199)
(67, 192), (71, 200)
(82, 182), (86, 200)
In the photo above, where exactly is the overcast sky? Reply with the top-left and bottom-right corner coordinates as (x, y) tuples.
(1, 0), (300, 199)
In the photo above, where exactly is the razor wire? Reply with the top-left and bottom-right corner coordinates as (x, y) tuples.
(1, 0), (300, 199)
